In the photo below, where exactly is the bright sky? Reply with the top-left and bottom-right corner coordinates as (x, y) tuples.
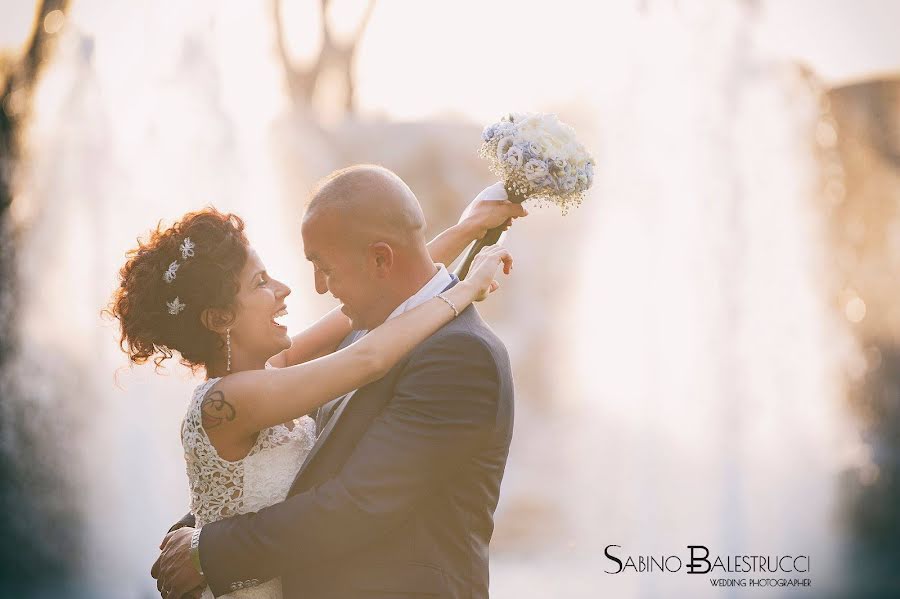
(1, 0), (899, 122)
(758, 0), (900, 84)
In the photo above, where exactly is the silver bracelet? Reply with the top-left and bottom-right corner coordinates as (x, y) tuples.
(436, 293), (459, 318)
(190, 528), (204, 575)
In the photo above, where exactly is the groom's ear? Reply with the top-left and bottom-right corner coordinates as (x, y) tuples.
(201, 307), (235, 334)
(369, 242), (394, 277)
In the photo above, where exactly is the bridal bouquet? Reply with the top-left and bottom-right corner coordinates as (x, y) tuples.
(456, 112), (595, 279)
(480, 112), (594, 215)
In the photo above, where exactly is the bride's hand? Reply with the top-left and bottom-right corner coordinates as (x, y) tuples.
(464, 245), (513, 302)
(458, 182), (528, 240)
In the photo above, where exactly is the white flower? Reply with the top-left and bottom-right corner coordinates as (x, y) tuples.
(505, 145), (524, 168)
(496, 136), (515, 161)
(167, 296), (187, 315)
(180, 237), (196, 259)
(524, 159), (549, 182)
(495, 122), (517, 138)
(548, 158), (567, 176)
(533, 175), (559, 193)
(163, 260), (180, 283)
(512, 113), (543, 134)
(576, 169), (589, 190)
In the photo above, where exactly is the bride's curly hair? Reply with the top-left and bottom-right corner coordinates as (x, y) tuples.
(107, 207), (249, 370)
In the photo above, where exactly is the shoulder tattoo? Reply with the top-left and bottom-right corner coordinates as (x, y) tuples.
(201, 390), (236, 429)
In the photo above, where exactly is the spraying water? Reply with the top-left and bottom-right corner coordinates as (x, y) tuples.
(8, 2), (314, 596)
(491, 2), (857, 598)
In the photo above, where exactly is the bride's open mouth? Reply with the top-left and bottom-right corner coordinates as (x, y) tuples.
(272, 305), (288, 329)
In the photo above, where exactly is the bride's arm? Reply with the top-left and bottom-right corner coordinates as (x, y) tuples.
(266, 306), (350, 368)
(207, 246), (513, 438)
(427, 182), (527, 268)
(267, 184), (526, 369)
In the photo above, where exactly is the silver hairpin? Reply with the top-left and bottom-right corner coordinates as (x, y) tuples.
(163, 260), (180, 283)
(166, 296), (186, 315)
(180, 237), (195, 259)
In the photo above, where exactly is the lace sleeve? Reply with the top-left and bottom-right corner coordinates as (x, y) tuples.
(181, 378), (250, 527)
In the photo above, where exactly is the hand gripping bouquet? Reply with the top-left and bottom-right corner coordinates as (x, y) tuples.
(457, 112), (595, 278)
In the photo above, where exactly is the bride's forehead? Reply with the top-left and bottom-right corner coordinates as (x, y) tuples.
(241, 247), (266, 272)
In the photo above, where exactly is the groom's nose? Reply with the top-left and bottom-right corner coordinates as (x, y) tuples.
(314, 269), (328, 295)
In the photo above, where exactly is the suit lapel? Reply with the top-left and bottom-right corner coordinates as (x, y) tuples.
(293, 387), (356, 485)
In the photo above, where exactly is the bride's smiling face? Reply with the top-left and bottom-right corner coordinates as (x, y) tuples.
(225, 247), (292, 363)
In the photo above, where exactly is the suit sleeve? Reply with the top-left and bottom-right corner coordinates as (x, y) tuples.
(198, 331), (500, 596)
(168, 512), (195, 533)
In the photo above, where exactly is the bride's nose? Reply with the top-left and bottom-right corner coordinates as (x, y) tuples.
(275, 279), (291, 299)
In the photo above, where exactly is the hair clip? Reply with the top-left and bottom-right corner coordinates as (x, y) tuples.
(167, 297), (187, 315)
(180, 237), (195, 259)
(163, 260), (180, 283)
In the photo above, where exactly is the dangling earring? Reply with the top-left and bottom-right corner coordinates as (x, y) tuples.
(226, 328), (232, 373)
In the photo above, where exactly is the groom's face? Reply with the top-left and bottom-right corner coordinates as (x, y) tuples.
(302, 214), (381, 330)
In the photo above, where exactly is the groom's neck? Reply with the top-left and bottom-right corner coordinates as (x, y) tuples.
(369, 254), (438, 329)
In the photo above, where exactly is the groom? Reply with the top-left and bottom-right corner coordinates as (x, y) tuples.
(153, 165), (516, 598)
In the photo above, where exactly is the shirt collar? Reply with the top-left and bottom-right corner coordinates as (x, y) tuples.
(385, 263), (453, 323)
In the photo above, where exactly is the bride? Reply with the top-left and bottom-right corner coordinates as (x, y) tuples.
(108, 183), (523, 599)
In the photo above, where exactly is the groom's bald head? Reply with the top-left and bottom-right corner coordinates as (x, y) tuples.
(303, 164), (427, 248)
(300, 165), (437, 331)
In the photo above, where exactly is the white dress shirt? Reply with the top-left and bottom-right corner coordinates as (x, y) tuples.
(383, 263), (453, 324)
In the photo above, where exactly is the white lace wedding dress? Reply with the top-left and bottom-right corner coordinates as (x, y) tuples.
(182, 377), (317, 599)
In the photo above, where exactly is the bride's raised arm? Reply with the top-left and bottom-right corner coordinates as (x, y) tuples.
(426, 182), (527, 268)
(268, 183), (526, 369)
(207, 245), (512, 441)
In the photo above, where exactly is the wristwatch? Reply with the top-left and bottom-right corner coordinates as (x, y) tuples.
(190, 528), (204, 575)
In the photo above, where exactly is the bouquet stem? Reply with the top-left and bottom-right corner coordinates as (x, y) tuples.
(455, 183), (526, 280)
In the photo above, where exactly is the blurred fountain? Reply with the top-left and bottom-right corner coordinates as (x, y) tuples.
(6, 1), (315, 596)
(489, 2), (858, 598)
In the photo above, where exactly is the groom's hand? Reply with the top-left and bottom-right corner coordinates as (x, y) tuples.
(459, 182), (528, 239)
(152, 527), (205, 598)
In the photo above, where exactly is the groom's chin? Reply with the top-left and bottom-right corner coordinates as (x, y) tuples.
(349, 315), (369, 332)
(341, 305), (361, 328)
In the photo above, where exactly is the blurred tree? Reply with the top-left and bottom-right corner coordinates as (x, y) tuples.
(0, 0), (69, 212)
(267, 0), (491, 243)
(272, 0), (375, 120)
(0, 0), (79, 592)
(1, 0), (69, 359)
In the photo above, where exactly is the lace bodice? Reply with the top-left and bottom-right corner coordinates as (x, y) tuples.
(181, 377), (317, 598)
